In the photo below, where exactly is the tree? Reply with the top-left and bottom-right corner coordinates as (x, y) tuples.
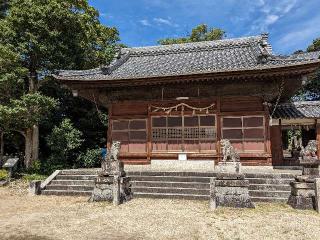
(0, 93), (57, 167)
(46, 119), (83, 172)
(307, 38), (320, 52)
(294, 37), (320, 100)
(0, 0), (119, 167)
(158, 24), (225, 45)
(0, 44), (27, 160)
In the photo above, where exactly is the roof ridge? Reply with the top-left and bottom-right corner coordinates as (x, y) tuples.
(123, 35), (263, 54)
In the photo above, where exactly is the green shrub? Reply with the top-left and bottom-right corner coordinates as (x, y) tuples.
(0, 169), (8, 180)
(77, 148), (101, 168)
(22, 173), (47, 181)
(26, 159), (42, 174)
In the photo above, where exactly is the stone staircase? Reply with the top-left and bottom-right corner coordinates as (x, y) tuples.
(41, 169), (295, 203)
(41, 169), (96, 196)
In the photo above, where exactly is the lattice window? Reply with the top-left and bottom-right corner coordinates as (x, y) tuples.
(152, 115), (216, 152)
(112, 119), (147, 153)
(152, 128), (167, 140)
(221, 116), (265, 152)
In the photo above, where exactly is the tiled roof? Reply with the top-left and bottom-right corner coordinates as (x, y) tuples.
(289, 51), (320, 60)
(273, 101), (320, 119)
(54, 34), (320, 82)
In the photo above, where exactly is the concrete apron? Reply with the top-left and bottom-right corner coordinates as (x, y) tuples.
(124, 160), (301, 174)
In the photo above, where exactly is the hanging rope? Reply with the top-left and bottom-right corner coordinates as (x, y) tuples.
(270, 78), (285, 119)
(92, 93), (108, 126)
(150, 102), (215, 115)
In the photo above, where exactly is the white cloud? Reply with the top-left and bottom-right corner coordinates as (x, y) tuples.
(139, 19), (151, 26)
(153, 17), (179, 27)
(265, 15), (279, 25)
(277, 15), (320, 50)
(248, 0), (297, 33)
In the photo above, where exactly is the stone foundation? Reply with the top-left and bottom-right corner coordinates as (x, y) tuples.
(215, 162), (241, 173)
(90, 175), (132, 205)
(210, 173), (255, 209)
(288, 158), (320, 210)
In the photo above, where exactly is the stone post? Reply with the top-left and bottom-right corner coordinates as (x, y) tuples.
(315, 178), (320, 213)
(209, 177), (216, 210)
(29, 180), (41, 196)
(113, 175), (120, 206)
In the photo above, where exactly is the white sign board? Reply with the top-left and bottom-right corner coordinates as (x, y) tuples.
(3, 158), (19, 169)
(178, 153), (187, 161)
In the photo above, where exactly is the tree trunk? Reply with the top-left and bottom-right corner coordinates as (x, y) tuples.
(0, 131), (4, 165)
(32, 125), (39, 162)
(27, 66), (39, 168)
(24, 128), (33, 168)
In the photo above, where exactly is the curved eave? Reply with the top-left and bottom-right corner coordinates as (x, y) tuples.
(53, 60), (320, 87)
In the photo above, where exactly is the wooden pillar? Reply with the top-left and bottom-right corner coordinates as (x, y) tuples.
(107, 103), (113, 150)
(270, 119), (283, 166)
(317, 120), (320, 159)
(216, 97), (221, 164)
(264, 104), (272, 164)
(147, 104), (152, 162)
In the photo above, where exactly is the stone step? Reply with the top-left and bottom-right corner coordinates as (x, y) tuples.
(249, 190), (290, 198)
(41, 189), (92, 196)
(131, 186), (209, 195)
(247, 178), (293, 185)
(132, 181), (210, 189)
(60, 169), (99, 175)
(251, 197), (288, 203)
(50, 180), (94, 186)
(128, 171), (216, 177)
(45, 185), (94, 191)
(55, 175), (97, 180)
(133, 192), (209, 200)
(129, 175), (211, 183)
(244, 173), (296, 179)
(248, 184), (291, 191)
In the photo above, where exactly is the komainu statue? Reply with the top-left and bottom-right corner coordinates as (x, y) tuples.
(100, 141), (124, 176)
(300, 140), (318, 159)
(221, 139), (240, 162)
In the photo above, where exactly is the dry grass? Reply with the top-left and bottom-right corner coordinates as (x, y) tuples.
(1, 181), (320, 240)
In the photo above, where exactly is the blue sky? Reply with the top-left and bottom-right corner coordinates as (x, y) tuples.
(89, 0), (320, 54)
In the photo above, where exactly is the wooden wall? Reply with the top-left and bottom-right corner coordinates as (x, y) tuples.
(109, 96), (272, 165)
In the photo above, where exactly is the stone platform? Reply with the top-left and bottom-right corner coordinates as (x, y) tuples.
(210, 173), (255, 209)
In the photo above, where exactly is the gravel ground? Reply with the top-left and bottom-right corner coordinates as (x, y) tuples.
(0, 181), (320, 240)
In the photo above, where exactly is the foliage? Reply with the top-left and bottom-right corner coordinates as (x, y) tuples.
(26, 159), (41, 174)
(307, 38), (320, 52)
(0, 0), (9, 19)
(0, 0), (116, 169)
(158, 24), (225, 45)
(39, 79), (107, 158)
(293, 38), (320, 101)
(76, 148), (101, 168)
(0, 44), (27, 104)
(0, 93), (58, 131)
(46, 119), (83, 156)
(22, 173), (47, 181)
(0, 169), (8, 180)
(0, 0), (119, 72)
(45, 119), (83, 172)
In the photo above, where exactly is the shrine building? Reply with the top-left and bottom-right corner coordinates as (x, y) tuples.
(54, 34), (320, 166)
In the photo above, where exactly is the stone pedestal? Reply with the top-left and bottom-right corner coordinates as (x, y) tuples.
(210, 173), (255, 209)
(315, 178), (320, 213)
(90, 175), (132, 205)
(29, 180), (41, 196)
(288, 158), (320, 210)
(215, 161), (241, 173)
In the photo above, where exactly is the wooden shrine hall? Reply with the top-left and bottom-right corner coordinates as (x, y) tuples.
(54, 34), (320, 166)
